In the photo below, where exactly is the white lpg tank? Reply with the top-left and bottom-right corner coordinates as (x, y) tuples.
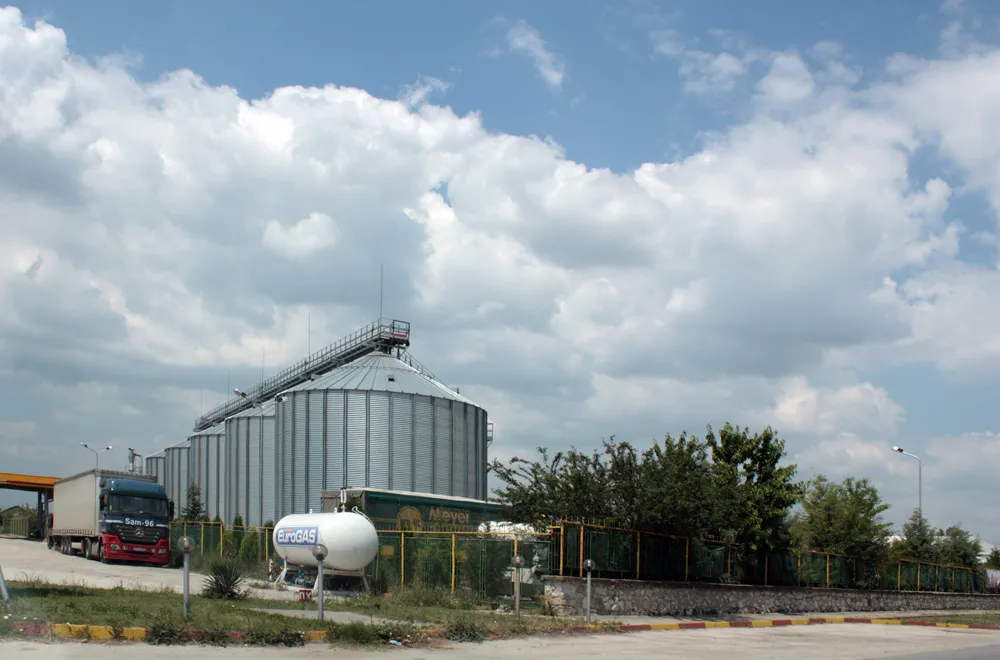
(272, 511), (379, 571)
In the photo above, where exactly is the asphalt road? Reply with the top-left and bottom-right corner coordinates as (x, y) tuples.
(4, 626), (1000, 659)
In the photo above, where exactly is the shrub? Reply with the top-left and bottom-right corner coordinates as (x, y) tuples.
(444, 616), (486, 643)
(201, 559), (250, 600)
(239, 530), (261, 564)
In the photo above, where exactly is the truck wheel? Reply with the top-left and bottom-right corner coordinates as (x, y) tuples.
(46, 536), (54, 550)
(99, 542), (110, 564)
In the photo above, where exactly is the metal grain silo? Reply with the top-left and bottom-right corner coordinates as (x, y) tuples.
(186, 423), (223, 520)
(163, 442), (189, 518)
(273, 351), (488, 518)
(145, 454), (165, 485)
(222, 401), (276, 526)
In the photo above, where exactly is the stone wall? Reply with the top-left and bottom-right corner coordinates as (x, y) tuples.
(543, 576), (999, 616)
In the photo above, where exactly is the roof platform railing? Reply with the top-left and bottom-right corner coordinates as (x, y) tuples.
(193, 318), (411, 431)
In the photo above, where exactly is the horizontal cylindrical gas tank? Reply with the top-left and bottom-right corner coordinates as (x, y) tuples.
(272, 511), (379, 571)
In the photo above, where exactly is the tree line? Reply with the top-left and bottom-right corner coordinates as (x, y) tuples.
(490, 423), (988, 570)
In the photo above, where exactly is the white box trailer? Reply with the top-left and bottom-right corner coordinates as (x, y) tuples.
(49, 469), (173, 565)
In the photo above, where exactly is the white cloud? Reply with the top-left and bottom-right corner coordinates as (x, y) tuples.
(399, 75), (452, 109)
(262, 212), (339, 259)
(0, 7), (999, 539)
(505, 20), (565, 90)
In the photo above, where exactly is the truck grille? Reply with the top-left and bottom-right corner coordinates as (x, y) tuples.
(116, 525), (164, 544)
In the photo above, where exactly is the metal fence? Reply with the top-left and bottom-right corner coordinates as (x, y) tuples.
(555, 522), (983, 593)
(1, 518), (30, 537)
(165, 520), (987, 596)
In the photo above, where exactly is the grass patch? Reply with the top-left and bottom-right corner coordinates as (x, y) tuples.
(0, 580), (419, 646)
(900, 612), (1000, 627)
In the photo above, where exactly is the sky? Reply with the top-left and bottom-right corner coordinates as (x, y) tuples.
(1, 0), (999, 540)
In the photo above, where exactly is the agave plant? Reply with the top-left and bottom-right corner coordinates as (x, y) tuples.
(201, 558), (250, 600)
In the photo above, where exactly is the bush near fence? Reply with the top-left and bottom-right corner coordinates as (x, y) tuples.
(166, 520), (989, 600)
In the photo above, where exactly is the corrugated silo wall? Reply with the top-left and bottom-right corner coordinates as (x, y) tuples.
(144, 456), (165, 485)
(221, 414), (275, 527)
(274, 391), (488, 518)
(186, 430), (221, 520)
(163, 445), (189, 519)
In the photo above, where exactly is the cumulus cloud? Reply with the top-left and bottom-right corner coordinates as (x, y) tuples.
(0, 6), (999, 537)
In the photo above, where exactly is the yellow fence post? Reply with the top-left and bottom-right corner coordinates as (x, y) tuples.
(684, 537), (690, 582)
(400, 532), (406, 587)
(579, 525), (585, 578)
(952, 567), (956, 592)
(917, 563), (921, 591)
(636, 531), (641, 580)
(897, 561), (902, 590)
(796, 553), (802, 586)
(451, 533), (457, 593)
(935, 565), (939, 592)
(200, 523), (205, 553)
(826, 554), (831, 588)
(513, 533), (520, 590)
(219, 522), (223, 555)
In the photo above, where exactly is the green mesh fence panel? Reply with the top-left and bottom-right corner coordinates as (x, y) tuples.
(854, 560), (881, 590)
(586, 529), (636, 579)
(368, 533), (402, 594)
(403, 536), (452, 591)
(639, 535), (687, 581)
(878, 562), (899, 590)
(919, 564), (936, 591)
(829, 556), (852, 588)
(955, 568), (971, 593)
(938, 566), (954, 592)
(764, 552), (798, 586)
(799, 553), (827, 587)
(1, 518), (30, 537)
(691, 541), (727, 581)
(564, 525), (581, 576)
(900, 562), (919, 590)
(734, 550), (764, 585)
(455, 537), (516, 604)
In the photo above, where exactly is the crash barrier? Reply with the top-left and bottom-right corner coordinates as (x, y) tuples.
(555, 522), (984, 593)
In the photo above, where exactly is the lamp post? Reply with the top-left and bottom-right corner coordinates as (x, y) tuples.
(583, 558), (596, 625)
(80, 443), (112, 471)
(178, 536), (195, 619)
(512, 555), (524, 625)
(312, 544), (328, 622)
(892, 446), (922, 520)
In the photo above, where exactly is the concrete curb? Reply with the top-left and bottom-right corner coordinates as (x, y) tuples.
(7, 616), (1000, 644)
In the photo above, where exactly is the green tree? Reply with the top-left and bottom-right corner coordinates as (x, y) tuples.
(789, 475), (892, 561)
(707, 424), (803, 552)
(232, 513), (244, 528)
(984, 548), (1000, 569)
(239, 529), (261, 564)
(635, 431), (721, 538)
(890, 509), (940, 563)
(936, 525), (982, 568)
(181, 484), (205, 522)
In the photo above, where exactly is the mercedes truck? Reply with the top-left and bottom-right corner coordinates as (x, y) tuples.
(48, 469), (174, 565)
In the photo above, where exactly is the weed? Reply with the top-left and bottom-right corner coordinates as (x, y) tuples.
(444, 616), (486, 643)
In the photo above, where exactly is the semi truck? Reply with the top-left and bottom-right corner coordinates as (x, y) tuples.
(47, 469), (174, 566)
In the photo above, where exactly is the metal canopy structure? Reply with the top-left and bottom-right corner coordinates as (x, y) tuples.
(0, 472), (58, 495)
(193, 318), (413, 431)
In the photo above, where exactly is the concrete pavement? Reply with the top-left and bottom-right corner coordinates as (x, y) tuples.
(4, 625), (1000, 658)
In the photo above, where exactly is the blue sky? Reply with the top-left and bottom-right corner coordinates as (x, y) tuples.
(2, 0), (1000, 537)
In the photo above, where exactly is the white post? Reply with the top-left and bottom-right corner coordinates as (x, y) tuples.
(0, 563), (10, 603)
(312, 544), (328, 623)
(512, 555), (524, 625)
(179, 536), (194, 619)
(583, 558), (596, 625)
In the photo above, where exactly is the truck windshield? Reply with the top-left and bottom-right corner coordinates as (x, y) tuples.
(109, 495), (168, 518)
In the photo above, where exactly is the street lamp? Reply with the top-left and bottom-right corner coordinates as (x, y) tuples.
(892, 446), (922, 519)
(178, 536), (195, 619)
(312, 544), (328, 622)
(583, 558), (596, 625)
(80, 443), (112, 471)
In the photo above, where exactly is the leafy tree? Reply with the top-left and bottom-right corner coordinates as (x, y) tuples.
(789, 475), (892, 561)
(984, 548), (1000, 569)
(180, 484), (205, 522)
(707, 424), (803, 552)
(936, 525), (982, 568)
(890, 509), (940, 563)
(635, 431), (721, 538)
(239, 529), (261, 564)
(232, 513), (245, 528)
